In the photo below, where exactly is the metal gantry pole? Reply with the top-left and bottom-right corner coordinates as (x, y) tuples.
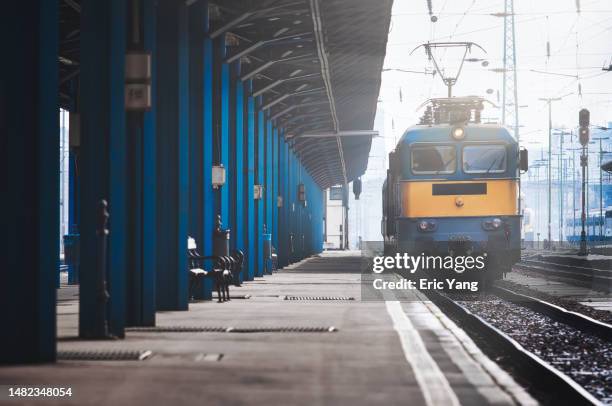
(580, 145), (588, 254)
(548, 102), (552, 246)
(599, 137), (604, 239)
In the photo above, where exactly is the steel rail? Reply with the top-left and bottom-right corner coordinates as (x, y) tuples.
(423, 289), (602, 405)
(514, 260), (612, 292)
(491, 285), (612, 341)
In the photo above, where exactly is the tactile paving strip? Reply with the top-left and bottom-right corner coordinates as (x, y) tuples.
(58, 350), (152, 361)
(283, 296), (355, 301)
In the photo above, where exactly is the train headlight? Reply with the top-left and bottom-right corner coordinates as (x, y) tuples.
(451, 127), (465, 140)
(418, 220), (437, 232)
(482, 218), (502, 231)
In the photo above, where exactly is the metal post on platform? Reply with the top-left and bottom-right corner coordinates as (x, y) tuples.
(578, 109), (590, 256)
(95, 200), (111, 338)
(580, 148), (588, 255)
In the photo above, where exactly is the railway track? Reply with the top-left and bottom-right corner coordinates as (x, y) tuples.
(514, 259), (612, 293)
(423, 288), (611, 405)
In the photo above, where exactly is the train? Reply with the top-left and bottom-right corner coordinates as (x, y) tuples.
(565, 207), (612, 242)
(382, 96), (528, 283)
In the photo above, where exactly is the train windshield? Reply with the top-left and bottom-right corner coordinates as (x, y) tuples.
(411, 145), (456, 174)
(462, 145), (507, 174)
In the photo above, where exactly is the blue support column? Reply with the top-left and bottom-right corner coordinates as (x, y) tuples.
(156, 0), (189, 311)
(265, 118), (276, 244)
(266, 122), (273, 252)
(140, 0), (158, 321)
(219, 40), (230, 226)
(277, 131), (285, 266)
(234, 67), (246, 278)
(107, 0), (128, 337)
(199, 27), (214, 299)
(125, 0), (157, 327)
(141, 0), (158, 318)
(296, 159), (302, 260)
(188, 0), (212, 300)
(286, 146), (291, 264)
(189, 2), (204, 259)
(257, 98), (265, 276)
(288, 148), (295, 263)
(1, 1), (58, 363)
(228, 61), (237, 249)
(246, 82), (256, 280)
(273, 129), (280, 255)
(79, 0), (128, 338)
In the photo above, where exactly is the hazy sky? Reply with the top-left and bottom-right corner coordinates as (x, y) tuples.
(378, 0), (612, 148)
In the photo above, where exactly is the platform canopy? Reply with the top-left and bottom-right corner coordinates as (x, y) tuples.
(212, 0), (392, 188)
(58, 0), (392, 189)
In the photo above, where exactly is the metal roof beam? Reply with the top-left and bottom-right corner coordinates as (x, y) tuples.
(260, 87), (324, 111)
(252, 73), (319, 97)
(285, 119), (332, 136)
(296, 130), (379, 138)
(226, 32), (311, 64)
(240, 53), (313, 81)
(269, 100), (328, 121)
(63, 0), (81, 13)
(281, 112), (329, 126)
(209, 1), (304, 39)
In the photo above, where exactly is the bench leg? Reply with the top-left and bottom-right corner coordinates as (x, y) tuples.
(216, 278), (223, 303)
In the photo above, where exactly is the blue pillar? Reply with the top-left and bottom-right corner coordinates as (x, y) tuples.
(218, 39), (230, 226)
(79, 0), (127, 338)
(257, 99), (265, 276)
(266, 121), (273, 254)
(1, 1), (58, 363)
(234, 68), (246, 277)
(272, 128), (279, 253)
(199, 27), (215, 299)
(189, 2), (204, 260)
(277, 131), (285, 266)
(246, 82), (256, 280)
(288, 147), (295, 263)
(296, 159), (302, 260)
(125, 0), (157, 327)
(228, 61), (237, 250)
(188, 0), (213, 300)
(284, 140), (291, 266)
(156, 0), (189, 311)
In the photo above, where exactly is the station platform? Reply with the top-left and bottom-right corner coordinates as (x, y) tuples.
(1, 252), (535, 406)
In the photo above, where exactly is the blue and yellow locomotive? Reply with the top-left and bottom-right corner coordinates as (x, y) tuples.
(382, 97), (528, 281)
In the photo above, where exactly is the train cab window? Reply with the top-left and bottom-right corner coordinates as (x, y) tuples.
(411, 145), (456, 174)
(462, 145), (507, 174)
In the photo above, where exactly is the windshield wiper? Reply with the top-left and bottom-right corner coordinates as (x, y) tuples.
(434, 155), (456, 174)
(484, 154), (504, 174)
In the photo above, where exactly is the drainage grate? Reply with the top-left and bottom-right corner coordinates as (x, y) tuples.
(226, 326), (337, 333)
(212, 294), (252, 299)
(283, 296), (355, 301)
(58, 350), (152, 361)
(126, 326), (226, 333)
(194, 353), (224, 362)
(126, 325), (338, 333)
